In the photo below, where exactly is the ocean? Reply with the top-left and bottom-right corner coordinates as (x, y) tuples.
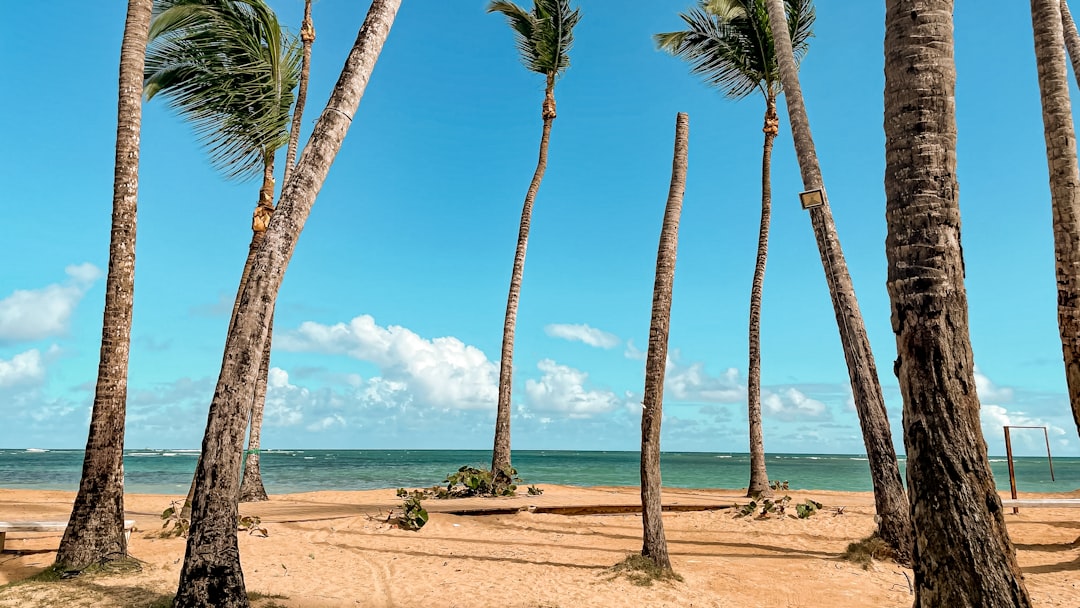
(0, 449), (1073, 496)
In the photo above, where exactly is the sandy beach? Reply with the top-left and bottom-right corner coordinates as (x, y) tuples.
(0, 485), (1077, 607)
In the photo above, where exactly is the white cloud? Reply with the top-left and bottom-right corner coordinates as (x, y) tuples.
(974, 367), (1015, 403)
(0, 264), (102, 342)
(665, 362), (744, 403)
(0, 349), (47, 389)
(277, 315), (497, 411)
(524, 359), (622, 419)
(307, 414), (346, 432)
(544, 323), (620, 349)
(975, 368), (1068, 450)
(762, 387), (828, 420)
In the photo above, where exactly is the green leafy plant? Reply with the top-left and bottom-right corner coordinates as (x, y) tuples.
(527, 484), (544, 495)
(796, 499), (823, 519)
(160, 500), (190, 537)
(395, 489), (430, 530)
(770, 480), (790, 491)
(239, 514), (269, 537)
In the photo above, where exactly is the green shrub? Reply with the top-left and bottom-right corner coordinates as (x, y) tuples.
(394, 489), (429, 530)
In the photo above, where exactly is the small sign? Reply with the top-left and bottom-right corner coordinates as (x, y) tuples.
(799, 188), (827, 210)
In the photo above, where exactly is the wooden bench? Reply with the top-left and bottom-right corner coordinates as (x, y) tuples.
(0, 520), (135, 552)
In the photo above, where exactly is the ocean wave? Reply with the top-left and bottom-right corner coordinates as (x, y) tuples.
(25, 448), (48, 453)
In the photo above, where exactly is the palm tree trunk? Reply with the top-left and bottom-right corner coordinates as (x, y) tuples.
(283, 0), (315, 187)
(1061, 1), (1080, 87)
(885, 1), (1032, 604)
(746, 96), (778, 499)
(764, 0), (912, 560)
(180, 160), (277, 520)
(491, 73), (557, 476)
(1038, 0), (1080, 437)
(238, 315), (271, 503)
(54, 0), (152, 571)
(641, 112), (689, 572)
(174, 2), (400, 605)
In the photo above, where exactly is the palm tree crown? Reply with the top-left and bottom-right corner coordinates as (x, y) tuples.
(487, 0), (581, 78)
(655, 0), (814, 100)
(144, 0), (300, 180)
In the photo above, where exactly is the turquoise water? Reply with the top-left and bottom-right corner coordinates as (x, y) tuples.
(0, 449), (1072, 495)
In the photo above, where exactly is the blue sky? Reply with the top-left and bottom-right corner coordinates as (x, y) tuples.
(1, 0), (1075, 456)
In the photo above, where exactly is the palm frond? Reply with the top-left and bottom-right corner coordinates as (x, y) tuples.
(656, 0), (815, 100)
(488, 0), (581, 76)
(144, 0), (300, 181)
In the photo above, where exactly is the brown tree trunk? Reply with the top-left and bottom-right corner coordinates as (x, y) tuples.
(764, 0), (912, 561)
(885, 1), (1032, 604)
(492, 72), (557, 476)
(173, 2), (400, 605)
(54, 0), (152, 571)
(283, 0), (314, 187)
(1039, 0), (1080, 437)
(1061, 1), (1080, 88)
(747, 96), (777, 499)
(238, 315), (272, 503)
(640, 112), (688, 572)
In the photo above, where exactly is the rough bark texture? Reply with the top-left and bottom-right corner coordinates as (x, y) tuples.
(1062, 1), (1080, 88)
(1038, 0), (1080, 437)
(884, 2), (1032, 605)
(54, 0), (152, 571)
(746, 97), (778, 498)
(283, 0), (314, 187)
(492, 72), (557, 475)
(764, 0), (912, 560)
(238, 315), (271, 503)
(173, 2), (400, 605)
(640, 112), (688, 572)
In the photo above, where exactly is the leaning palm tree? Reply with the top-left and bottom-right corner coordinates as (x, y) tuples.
(885, 0), (1032, 604)
(656, 0), (813, 498)
(174, 3), (402, 605)
(486, 0), (582, 477)
(144, 0), (300, 507)
(763, 0), (912, 559)
(55, 0), (154, 571)
(1043, 0), (1080, 438)
(639, 112), (689, 573)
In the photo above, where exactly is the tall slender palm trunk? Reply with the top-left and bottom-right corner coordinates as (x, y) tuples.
(55, 0), (153, 571)
(746, 96), (777, 498)
(1039, 0), (1080, 437)
(173, 4), (400, 602)
(1061, 1), (1080, 87)
(763, 0), (911, 560)
(884, 1), (1032, 604)
(492, 73), (557, 475)
(284, 0), (315, 185)
(641, 112), (689, 572)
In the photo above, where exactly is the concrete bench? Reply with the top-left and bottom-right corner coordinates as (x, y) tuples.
(0, 520), (135, 552)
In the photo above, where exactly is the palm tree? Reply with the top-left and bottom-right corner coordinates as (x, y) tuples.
(486, 0), (582, 477)
(885, 0), (1032, 604)
(762, 0), (912, 559)
(1042, 0), (1080, 438)
(1061, 1), (1080, 89)
(173, 2), (401, 605)
(640, 112), (690, 572)
(656, 0), (813, 499)
(54, 0), (154, 571)
(240, 0), (317, 504)
(144, 0), (301, 507)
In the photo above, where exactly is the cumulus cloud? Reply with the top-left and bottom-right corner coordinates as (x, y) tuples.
(974, 369), (1068, 450)
(277, 315), (497, 411)
(762, 387), (828, 420)
(0, 264), (102, 342)
(974, 367), (1015, 403)
(0, 349), (47, 389)
(665, 362), (744, 403)
(524, 359), (623, 418)
(544, 323), (620, 349)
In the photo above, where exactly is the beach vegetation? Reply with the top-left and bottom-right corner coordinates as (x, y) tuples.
(160, 500), (190, 537)
(53, 0), (153, 572)
(656, 0), (814, 501)
(609, 554), (684, 587)
(527, 484), (544, 495)
(394, 489), (430, 530)
(486, 0), (582, 478)
(760, 0), (914, 560)
(840, 534), (896, 569)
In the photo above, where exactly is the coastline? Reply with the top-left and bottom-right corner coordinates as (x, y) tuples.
(1, 485), (1078, 607)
